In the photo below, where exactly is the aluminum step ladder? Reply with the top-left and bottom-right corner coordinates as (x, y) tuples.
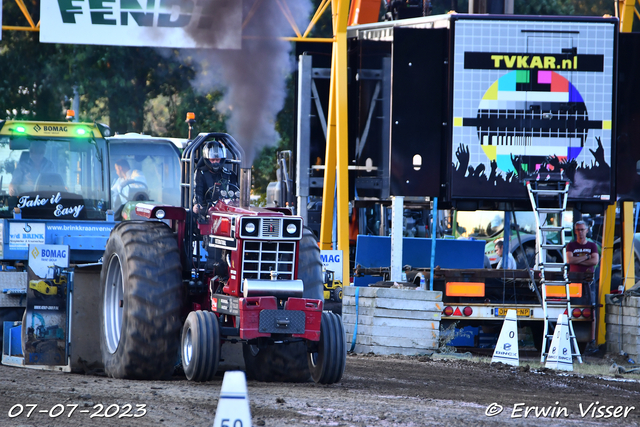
(526, 180), (582, 364)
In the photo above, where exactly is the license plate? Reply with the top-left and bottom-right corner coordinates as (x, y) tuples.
(495, 308), (531, 317)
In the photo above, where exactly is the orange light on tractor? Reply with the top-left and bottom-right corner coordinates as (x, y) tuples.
(572, 308), (582, 318)
(582, 308), (593, 319)
(443, 306), (454, 316)
(446, 282), (485, 297)
(185, 112), (196, 138)
(66, 110), (75, 120)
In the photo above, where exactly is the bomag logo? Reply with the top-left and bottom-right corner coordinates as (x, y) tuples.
(58, 0), (215, 28)
(43, 126), (68, 132)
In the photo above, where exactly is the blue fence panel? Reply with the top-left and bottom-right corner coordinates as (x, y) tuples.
(355, 235), (485, 270)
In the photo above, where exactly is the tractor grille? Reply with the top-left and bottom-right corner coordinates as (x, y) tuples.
(242, 241), (296, 281)
(261, 219), (280, 237)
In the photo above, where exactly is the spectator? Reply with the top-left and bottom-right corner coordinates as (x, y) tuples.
(496, 240), (517, 269)
(566, 220), (599, 273)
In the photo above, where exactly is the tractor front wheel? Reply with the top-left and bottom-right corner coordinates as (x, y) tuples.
(182, 311), (220, 382)
(308, 311), (346, 384)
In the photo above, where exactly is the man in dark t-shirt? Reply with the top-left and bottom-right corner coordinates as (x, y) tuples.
(566, 220), (599, 273)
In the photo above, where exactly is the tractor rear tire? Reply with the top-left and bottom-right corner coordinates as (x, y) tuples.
(182, 311), (220, 382)
(299, 227), (324, 300)
(242, 227), (322, 382)
(100, 221), (183, 380)
(308, 311), (346, 384)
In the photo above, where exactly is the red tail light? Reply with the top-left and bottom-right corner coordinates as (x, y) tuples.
(572, 308), (582, 318)
(463, 306), (473, 316)
(443, 306), (454, 316)
(581, 308), (592, 319)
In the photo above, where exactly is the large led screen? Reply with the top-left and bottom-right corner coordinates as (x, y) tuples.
(450, 18), (616, 202)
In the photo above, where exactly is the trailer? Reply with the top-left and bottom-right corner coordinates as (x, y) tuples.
(297, 13), (623, 355)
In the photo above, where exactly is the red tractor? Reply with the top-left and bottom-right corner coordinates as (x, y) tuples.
(98, 133), (346, 384)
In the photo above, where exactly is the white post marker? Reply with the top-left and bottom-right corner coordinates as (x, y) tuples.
(213, 371), (252, 427)
(545, 313), (573, 371)
(491, 309), (519, 366)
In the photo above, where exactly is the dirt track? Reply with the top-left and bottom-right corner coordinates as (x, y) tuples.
(0, 350), (639, 427)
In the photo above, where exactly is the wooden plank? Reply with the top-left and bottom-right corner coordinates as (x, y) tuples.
(342, 305), (441, 321)
(344, 324), (439, 339)
(346, 334), (439, 349)
(342, 313), (440, 328)
(343, 296), (442, 311)
(349, 344), (435, 356)
(343, 286), (442, 301)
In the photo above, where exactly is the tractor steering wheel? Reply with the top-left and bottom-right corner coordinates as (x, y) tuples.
(119, 180), (149, 201)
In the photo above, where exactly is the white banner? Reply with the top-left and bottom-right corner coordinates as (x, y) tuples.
(9, 222), (45, 251)
(28, 244), (70, 278)
(40, 0), (241, 49)
(320, 250), (343, 282)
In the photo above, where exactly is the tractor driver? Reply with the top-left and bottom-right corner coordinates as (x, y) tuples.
(9, 141), (55, 196)
(193, 140), (238, 214)
(111, 158), (148, 205)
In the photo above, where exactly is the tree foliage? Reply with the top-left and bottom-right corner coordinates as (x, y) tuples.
(0, 2), (220, 136)
(514, 0), (575, 15)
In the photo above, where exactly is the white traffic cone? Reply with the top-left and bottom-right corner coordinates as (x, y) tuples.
(491, 309), (519, 366)
(213, 371), (252, 427)
(545, 313), (573, 371)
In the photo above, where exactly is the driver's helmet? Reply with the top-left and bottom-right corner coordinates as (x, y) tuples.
(202, 140), (227, 172)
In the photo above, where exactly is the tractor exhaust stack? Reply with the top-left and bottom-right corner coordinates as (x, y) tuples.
(240, 168), (251, 209)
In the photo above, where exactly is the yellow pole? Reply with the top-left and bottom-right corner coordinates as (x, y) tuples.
(622, 201), (636, 290)
(319, 0), (350, 284)
(334, 0), (351, 284)
(597, 203), (616, 346)
(303, 0), (333, 38)
(620, 0), (636, 33)
(14, 0), (38, 29)
(320, 46), (338, 251)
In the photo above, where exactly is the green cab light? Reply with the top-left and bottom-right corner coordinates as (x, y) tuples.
(15, 126), (26, 133)
(76, 128), (87, 135)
